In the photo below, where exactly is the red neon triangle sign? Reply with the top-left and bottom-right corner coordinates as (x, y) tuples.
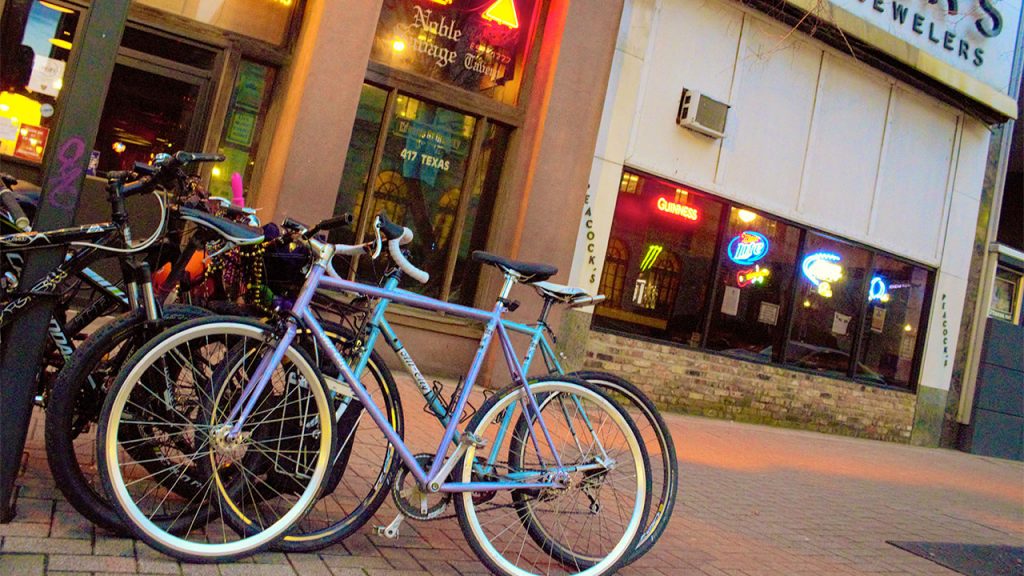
(482, 0), (519, 29)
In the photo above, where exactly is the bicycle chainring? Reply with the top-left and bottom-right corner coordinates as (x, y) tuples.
(392, 453), (450, 520)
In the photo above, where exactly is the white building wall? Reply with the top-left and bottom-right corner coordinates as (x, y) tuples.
(570, 0), (994, 392)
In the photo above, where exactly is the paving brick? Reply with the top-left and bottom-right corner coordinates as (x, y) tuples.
(94, 537), (136, 557)
(2, 535), (92, 555)
(284, 554), (333, 576)
(0, 553), (44, 576)
(47, 554), (137, 573)
(217, 563), (296, 576)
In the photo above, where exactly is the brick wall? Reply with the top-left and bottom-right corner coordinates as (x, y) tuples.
(583, 330), (915, 442)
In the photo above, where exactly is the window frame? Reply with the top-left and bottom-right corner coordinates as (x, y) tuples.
(341, 82), (507, 303)
(594, 166), (936, 392)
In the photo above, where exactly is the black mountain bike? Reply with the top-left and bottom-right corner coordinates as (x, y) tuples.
(1, 152), (267, 533)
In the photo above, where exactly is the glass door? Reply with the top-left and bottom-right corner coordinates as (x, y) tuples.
(92, 28), (216, 174)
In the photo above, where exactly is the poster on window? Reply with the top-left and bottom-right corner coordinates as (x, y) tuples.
(758, 302), (780, 326)
(721, 286), (740, 316)
(871, 307), (887, 333)
(13, 124), (48, 163)
(832, 312), (852, 336)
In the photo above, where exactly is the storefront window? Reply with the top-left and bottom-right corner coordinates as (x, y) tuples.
(448, 121), (508, 305)
(371, 0), (539, 106)
(135, 0), (295, 45)
(706, 208), (801, 361)
(856, 254), (930, 388)
(208, 61), (277, 200)
(990, 265), (1022, 323)
(0, 0), (80, 163)
(332, 85), (505, 303)
(786, 234), (871, 379)
(593, 170), (724, 344)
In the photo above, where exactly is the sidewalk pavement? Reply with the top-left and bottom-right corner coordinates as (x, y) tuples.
(1, 374), (1021, 576)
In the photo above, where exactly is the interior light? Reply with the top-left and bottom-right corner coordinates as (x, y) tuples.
(112, 141), (126, 153)
(0, 105), (8, 112)
(904, 324), (913, 332)
(482, 0), (520, 29)
(39, 1), (74, 14)
(211, 167), (222, 177)
(49, 38), (73, 50)
(393, 39), (406, 52)
(737, 209), (757, 223)
(803, 299), (811, 307)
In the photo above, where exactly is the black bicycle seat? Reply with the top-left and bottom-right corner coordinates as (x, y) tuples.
(179, 207), (264, 245)
(472, 251), (557, 284)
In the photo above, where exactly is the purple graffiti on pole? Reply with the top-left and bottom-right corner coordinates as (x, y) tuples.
(46, 136), (86, 212)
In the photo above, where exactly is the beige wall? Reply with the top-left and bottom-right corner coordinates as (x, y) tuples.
(254, 0), (383, 225)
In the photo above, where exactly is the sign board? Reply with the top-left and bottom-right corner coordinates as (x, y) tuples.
(788, 0), (1021, 116)
(371, 0), (537, 102)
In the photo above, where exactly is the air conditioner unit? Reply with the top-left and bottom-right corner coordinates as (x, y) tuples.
(677, 89), (729, 139)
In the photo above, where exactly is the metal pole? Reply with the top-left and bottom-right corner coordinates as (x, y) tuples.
(0, 0), (131, 522)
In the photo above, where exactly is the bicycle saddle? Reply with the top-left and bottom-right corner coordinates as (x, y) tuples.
(472, 250), (557, 284)
(179, 207), (264, 245)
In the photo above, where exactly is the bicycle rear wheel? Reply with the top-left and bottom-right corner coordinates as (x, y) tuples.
(454, 378), (650, 576)
(97, 317), (335, 562)
(568, 370), (677, 563)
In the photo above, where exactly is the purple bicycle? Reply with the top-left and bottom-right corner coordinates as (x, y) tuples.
(96, 214), (651, 575)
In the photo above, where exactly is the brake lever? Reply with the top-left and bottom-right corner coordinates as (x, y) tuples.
(370, 217), (383, 259)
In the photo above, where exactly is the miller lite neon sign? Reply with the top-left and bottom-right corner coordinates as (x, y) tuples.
(727, 231), (769, 265)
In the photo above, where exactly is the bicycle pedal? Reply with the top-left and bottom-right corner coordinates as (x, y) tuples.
(374, 513), (405, 539)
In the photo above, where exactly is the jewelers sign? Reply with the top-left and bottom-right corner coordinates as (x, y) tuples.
(806, 0), (1021, 104)
(371, 0), (537, 100)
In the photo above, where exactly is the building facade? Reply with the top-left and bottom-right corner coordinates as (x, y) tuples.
(565, 0), (1022, 443)
(2, 0), (1020, 444)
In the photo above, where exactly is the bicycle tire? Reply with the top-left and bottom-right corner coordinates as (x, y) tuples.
(455, 377), (650, 576)
(97, 316), (335, 562)
(569, 370), (677, 564)
(45, 305), (211, 534)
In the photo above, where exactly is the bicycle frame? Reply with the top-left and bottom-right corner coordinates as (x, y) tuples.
(226, 261), (577, 495)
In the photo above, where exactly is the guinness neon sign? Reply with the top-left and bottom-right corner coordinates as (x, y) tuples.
(656, 197), (700, 222)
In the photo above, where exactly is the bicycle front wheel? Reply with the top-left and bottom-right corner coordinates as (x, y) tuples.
(455, 378), (650, 576)
(97, 317), (335, 562)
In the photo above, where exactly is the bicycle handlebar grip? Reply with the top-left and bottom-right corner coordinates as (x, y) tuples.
(121, 174), (154, 197)
(0, 188), (31, 231)
(282, 217), (308, 232)
(377, 211), (405, 241)
(174, 151), (225, 164)
(388, 236), (428, 284)
(133, 161), (158, 176)
(305, 213), (353, 237)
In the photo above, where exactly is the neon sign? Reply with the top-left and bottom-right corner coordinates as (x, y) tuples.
(802, 251), (843, 298)
(639, 244), (664, 272)
(482, 0), (520, 29)
(737, 265), (770, 287)
(868, 276), (890, 302)
(727, 231), (769, 265)
(656, 197), (699, 221)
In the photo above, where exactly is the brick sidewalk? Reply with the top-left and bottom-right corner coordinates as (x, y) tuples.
(1, 374), (1021, 575)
